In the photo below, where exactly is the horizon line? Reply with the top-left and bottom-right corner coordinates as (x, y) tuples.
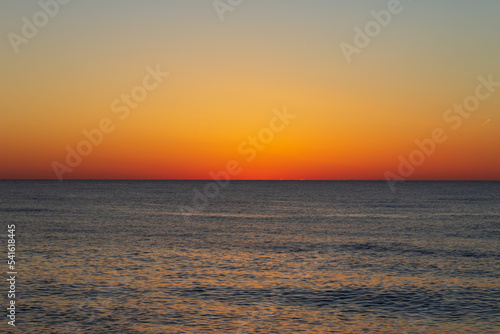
(1, 179), (500, 182)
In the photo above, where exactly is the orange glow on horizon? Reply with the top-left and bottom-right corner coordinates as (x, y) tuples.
(1, 1), (499, 180)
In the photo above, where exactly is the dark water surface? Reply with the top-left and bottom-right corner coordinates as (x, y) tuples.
(1, 181), (499, 333)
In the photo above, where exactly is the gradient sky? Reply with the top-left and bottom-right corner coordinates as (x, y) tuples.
(1, 0), (499, 180)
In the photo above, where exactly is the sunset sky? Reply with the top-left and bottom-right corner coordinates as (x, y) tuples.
(1, 0), (499, 180)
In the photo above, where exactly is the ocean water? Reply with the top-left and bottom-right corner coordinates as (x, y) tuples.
(1, 180), (499, 333)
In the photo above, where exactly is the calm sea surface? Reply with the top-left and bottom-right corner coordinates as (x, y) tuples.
(1, 181), (499, 333)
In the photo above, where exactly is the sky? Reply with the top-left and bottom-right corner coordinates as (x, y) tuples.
(1, 0), (499, 180)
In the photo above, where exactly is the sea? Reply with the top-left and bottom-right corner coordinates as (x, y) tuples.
(1, 180), (499, 333)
